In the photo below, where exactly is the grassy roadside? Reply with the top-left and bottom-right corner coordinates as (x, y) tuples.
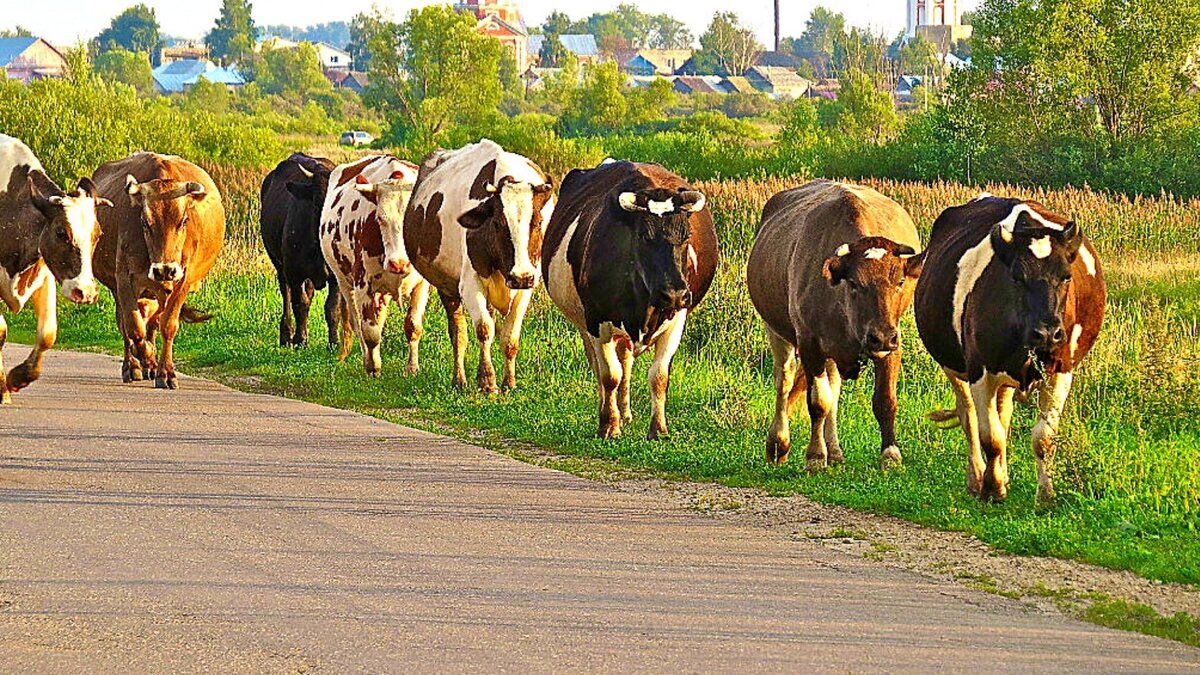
(6, 173), (1198, 590)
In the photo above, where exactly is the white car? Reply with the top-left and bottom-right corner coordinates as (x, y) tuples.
(339, 131), (374, 147)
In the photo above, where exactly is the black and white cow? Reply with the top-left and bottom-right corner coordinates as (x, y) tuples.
(0, 134), (109, 403)
(542, 160), (718, 439)
(915, 195), (1106, 503)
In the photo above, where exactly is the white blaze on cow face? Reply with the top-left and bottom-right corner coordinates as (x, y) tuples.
(1028, 236), (1052, 259)
(835, 244), (851, 257)
(863, 247), (887, 260)
(1078, 243), (1097, 276)
(358, 178), (416, 274)
(51, 192), (103, 304)
(648, 199), (675, 216)
(998, 203), (1062, 233)
(498, 182), (540, 284)
(953, 236), (995, 346)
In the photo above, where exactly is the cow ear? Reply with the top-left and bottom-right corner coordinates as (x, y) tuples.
(618, 192), (644, 212)
(903, 250), (926, 279)
(823, 254), (848, 286)
(1061, 220), (1083, 258)
(95, 197), (114, 207)
(287, 181), (315, 200)
(185, 181), (206, 199)
(458, 199), (494, 230)
(678, 189), (706, 213)
(533, 178), (554, 194)
(990, 224), (1017, 266)
(76, 176), (98, 197)
(28, 171), (64, 216)
(389, 170), (408, 181)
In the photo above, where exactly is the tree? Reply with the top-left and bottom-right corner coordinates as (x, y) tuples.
(256, 42), (331, 98)
(207, 0), (257, 66)
(347, 12), (382, 71)
(696, 12), (762, 76)
(94, 48), (154, 94)
(627, 77), (676, 125)
(830, 67), (899, 142)
(0, 26), (34, 38)
(542, 11), (573, 36)
(568, 5), (692, 52)
(362, 6), (503, 148)
(794, 6), (845, 78)
(539, 33), (570, 67)
(647, 15), (692, 49)
(95, 4), (160, 57)
(563, 61), (628, 134)
(182, 76), (231, 114)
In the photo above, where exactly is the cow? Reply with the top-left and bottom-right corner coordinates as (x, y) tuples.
(0, 134), (109, 403)
(747, 181), (924, 472)
(260, 152), (341, 349)
(543, 160), (718, 439)
(320, 154), (428, 377)
(92, 152), (225, 390)
(914, 195), (1106, 503)
(404, 139), (555, 393)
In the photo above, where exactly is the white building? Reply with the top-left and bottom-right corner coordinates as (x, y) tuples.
(905, 0), (972, 48)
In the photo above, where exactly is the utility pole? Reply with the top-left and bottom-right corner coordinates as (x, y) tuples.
(774, 0), (781, 52)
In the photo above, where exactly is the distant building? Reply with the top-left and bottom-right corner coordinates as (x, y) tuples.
(160, 42), (211, 66)
(808, 78), (841, 101)
(330, 70), (369, 94)
(622, 49), (694, 76)
(744, 66), (811, 98)
(895, 74), (923, 102)
(753, 51), (803, 69)
(152, 59), (245, 94)
(673, 76), (722, 95)
(906, 0), (972, 48)
(718, 76), (758, 95)
(0, 36), (67, 83)
(457, 0), (529, 71)
(258, 37), (352, 71)
(528, 34), (601, 66)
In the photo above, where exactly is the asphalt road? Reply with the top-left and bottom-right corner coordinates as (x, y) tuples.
(1, 346), (1197, 673)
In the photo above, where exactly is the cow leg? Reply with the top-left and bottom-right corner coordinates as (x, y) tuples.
(648, 309), (687, 440)
(117, 276), (146, 382)
(872, 351), (902, 469)
(277, 271), (293, 347)
(7, 279), (57, 393)
(357, 290), (388, 378)
(498, 289), (532, 391)
(155, 285), (190, 390)
(334, 282), (359, 363)
(615, 337), (634, 424)
(324, 277), (342, 352)
(440, 293), (469, 390)
(1032, 371), (1073, 505)
(404, 280), (430, 375)
(943, 368), (984, 495)
(800, 344), (833, 473)
(970, 373), (1010, 502)
(0, 314), (9, 404)
(765, 331), (799, 464)
(290, 280), (314, 348)
(998, 385), (1016, 436)
(595, 335), (623, 439)
(461, 276), (497, 394)
(824, 361), (845, 465)
(139, 298), (160, 380)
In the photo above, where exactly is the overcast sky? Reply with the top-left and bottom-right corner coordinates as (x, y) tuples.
(6, 0), (981, 47)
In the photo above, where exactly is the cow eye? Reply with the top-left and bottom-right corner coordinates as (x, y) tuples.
(57, 226), (70, 242)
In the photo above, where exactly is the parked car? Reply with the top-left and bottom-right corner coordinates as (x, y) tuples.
(339, 131), (374, 147)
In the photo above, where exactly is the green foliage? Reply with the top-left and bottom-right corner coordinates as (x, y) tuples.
(793, 5), (844, 78)
(181, 76), (232, 114)
(538, 33), (570, 67)
(93, 48), (154, 95)
(695, 12), (762, 76)
(256, 42), (332, 98)
(0, 26), (34, 38)
(557, 4), (694, 54)
(207, 0), (257, 66)
(260, 21), (350, 48)
(562, 61), (628, 135)
(94, 4), (160, 56)
(826, 68), (899, 142)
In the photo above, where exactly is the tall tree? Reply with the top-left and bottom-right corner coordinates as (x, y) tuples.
(95, 4), (160, 57)
(794, 6), (845, 78)
(362, 6), (502, 147)
(207, 0), (257, 66)
(542, 11), (573, 36)
(648, 15), (692, 49)
(347, 12), (382, 71)
(0, 26), (34, 38)
(695, 12), (762, 76)
(93, 47), (154, 94)
(256, 42), (331, 98)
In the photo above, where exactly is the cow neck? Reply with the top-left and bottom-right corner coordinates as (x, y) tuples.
(465, 223), (503, 279)
(0, 199), (45, 277)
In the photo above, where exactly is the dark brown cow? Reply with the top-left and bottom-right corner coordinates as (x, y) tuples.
(0, 134), (109, 403)
(543, 160), (718, 439)
(260, 153), (340, 348)
(914, 195), (1106, 503)
(92, 152), (225, 390)
(747, 180), (924, 471)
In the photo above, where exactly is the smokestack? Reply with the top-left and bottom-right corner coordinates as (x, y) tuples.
(774, 0), (781, 51)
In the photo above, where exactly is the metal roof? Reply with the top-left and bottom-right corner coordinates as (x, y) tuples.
(0, 36), (39, 67)
(529, 34), (599, 58)
(152, 59), (245, 93)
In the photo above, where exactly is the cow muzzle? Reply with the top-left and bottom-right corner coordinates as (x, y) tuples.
(864, 328), (900, 358)
(149, 263), (184, 283)
(61, 278), (99, 305)
(505, 272), (537, 290)
(1026, 321), (1067, 351)
(386, 258), (412, 276)
(655, 288), (692, 312)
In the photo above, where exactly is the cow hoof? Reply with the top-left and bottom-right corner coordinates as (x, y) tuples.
(805, 456), (827, 474)
(1035, 485), (1057, 508)
(406, 363), (420, 376)
(647, 426), (668, 441)
(477, 379), (498, 395)
(765, 439), (790, 465)
(366, 370), (381, 379)
(880, 446), (903, 470)
(7, 364), (36, 390)
(501, 377), (516, 391)
(827, 446), (845, 466)
(124, 367), (143, 383)
(979, 483), (1008, 503)
(597, 423), (621, 439)
(1, 390), (11, 405)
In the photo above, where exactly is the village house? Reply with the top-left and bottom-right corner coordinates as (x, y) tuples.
(457, 0), (529, 71)
(622, 49), (694, 76)
(151, 59), (245, 94)
(159, 42), (211, 66)
(744, 66), (811, 99)
(330, 70), (369, 94)
(673, 76), (723, 95)
(0, 36), (67, 83)
(528, 34), (601, 66)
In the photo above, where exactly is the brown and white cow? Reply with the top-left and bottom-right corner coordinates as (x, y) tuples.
(543, 160), (718, 439)
(320, 154), (428, 377)
(404, 139), (554, 393)
(0, 134), (109, 403)
(747, 181), (924, 471)
(92, 152), (225, 390)
(915, 195), (1106, 503)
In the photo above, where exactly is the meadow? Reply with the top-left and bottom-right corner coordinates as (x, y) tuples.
(9, 160), (1200, 586)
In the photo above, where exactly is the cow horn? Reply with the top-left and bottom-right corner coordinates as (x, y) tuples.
(126, 175), (140, 195)
(618, 192), (646, 212)
(297, 164), (314, 179)
(485, 182), (499, 194)
(186, 181), (206, 197)
(679, 190), (706, 213)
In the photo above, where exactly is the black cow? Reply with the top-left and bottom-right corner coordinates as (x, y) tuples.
(914, 195), (1106, 503)
(542, 160), (719, 439)
(260, 153), (341, 348)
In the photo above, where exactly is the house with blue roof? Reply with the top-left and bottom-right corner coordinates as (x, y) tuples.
(0, 36), (68, 83)
(151, 59), (246, 94)
(528, 34), (601, 65)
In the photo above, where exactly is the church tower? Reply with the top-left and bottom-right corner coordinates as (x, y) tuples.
(906, 0), (971, 48)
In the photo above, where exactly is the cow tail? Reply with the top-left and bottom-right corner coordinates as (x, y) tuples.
(180, 304), (215, 324)
(928, 407), (962, 428)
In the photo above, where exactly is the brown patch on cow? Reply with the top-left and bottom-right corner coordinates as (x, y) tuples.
(14, 262), (44, 297)
(528, 189), (554, 264)
(505, 343), (519, 360)
(475, 321), (492, 343)
(407, 192), (444, 262)
(650, 373), (669, 398)
(468, 160), (498, 201)
(336, 156), (379, 188)
(350, 201), (359, 212)
(359, 213), (385, 258)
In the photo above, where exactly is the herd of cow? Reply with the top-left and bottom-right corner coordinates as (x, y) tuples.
(0, 132), (1106, 503)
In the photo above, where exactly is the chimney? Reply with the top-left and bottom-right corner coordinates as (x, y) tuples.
(774, 0), (781, 52)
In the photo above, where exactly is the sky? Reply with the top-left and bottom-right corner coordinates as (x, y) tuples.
(4, 0), (981, 48)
